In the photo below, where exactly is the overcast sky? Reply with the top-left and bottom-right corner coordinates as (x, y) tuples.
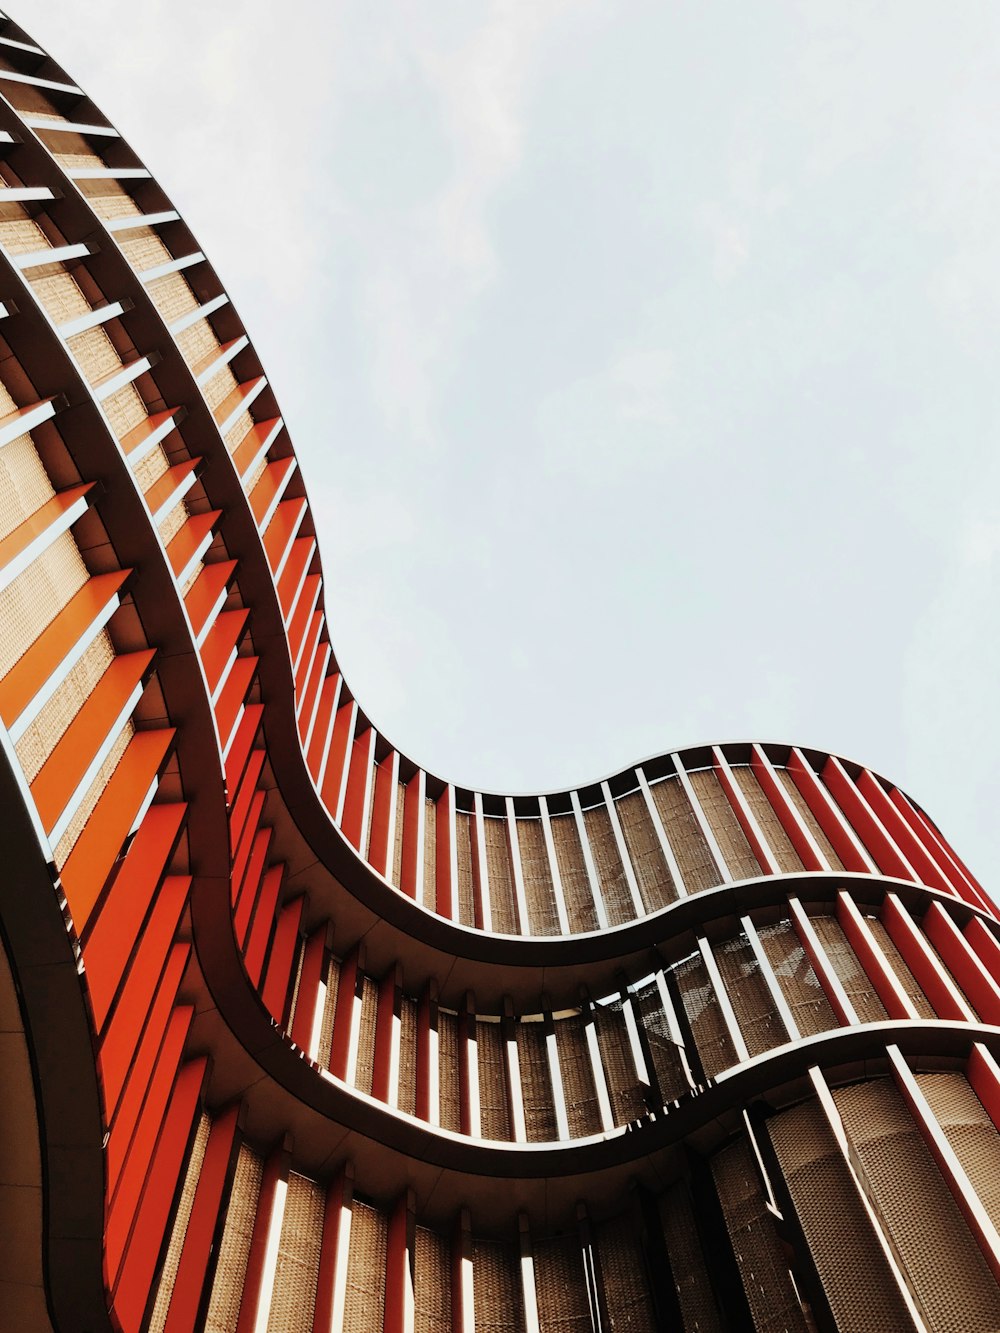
(25, 1), (1000, 889)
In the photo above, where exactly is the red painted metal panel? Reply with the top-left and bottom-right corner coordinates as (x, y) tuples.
(213, 375), (265, 429)
(436, 790), (454, 917)
(105, 1008), (196, 1280)
(400, 771), (423, 900)
(383, 1193), (410, 1333)
(0, 483), (92, 575)
(881, 894), (967, 1020)
(163, 1104), (242, 1333)
(289, 926), (326, 1051)
(836, 892), (914, 1020)
(277, 537), (315, 627)
(249, 456), (296, 526)
(244, 864), (285, 987)
(30, 648), (154, 832)
(100, 875), (191, 1114)
(224, 701), (263, 795)
(165, 510), (220, 578)
(367, 755), (395, 876)
(924, 901), (1000, 1022)
(144, 457), (199, 518)
(857, 770), (949, 892)
(229, 792), (266, 905)
(121, 408), (180, 457)
(328, 950), (360, 1081)
(214, 655), (258, 754)
(286, 571), (321, 657)
(320, 699), (355, 816)
(786, 749), (871, 872)
(232, 416), (281, 478)
(200, 608), (249, 698)
(371, 967), (399, 1103)
(750, 746), (825, 870)
(183, 559), (236, 642)
(416, 984), (436, 1123)
(105, 945), (190, 1196)
(965, 917), (1000, 981)
(84, 801), (186, 1030)
(341, 727), (373, 850)
(261, 895), (304, 1025)
(788, 899), (854, 1026)
(968, 1044), (1000, 1133)
(112, 1057), (208, 1332)
(312, 1169), (353, 1333)
(711, 749), (771, 874)
(233, 828), (272, 944)
(228, 749), (266, 849)
(296, 643), (329, 749)
(0, 568), (128, 726)
(821, 757), (912, 879)
(306, 673), (340, 781)
(61, 727), (175, 929)
(293, 610), (324, 700)
(262, 496), (307, 575)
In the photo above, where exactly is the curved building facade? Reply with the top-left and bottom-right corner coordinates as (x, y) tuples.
(0, 13), (999, 1333)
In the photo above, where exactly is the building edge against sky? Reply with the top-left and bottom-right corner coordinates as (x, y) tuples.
(1, 11), (1000, 1333)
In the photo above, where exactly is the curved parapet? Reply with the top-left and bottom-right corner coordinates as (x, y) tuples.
(0, 13), (998, 1333)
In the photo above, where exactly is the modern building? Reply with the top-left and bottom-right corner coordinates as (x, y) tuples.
(0, 12), (999, 1333)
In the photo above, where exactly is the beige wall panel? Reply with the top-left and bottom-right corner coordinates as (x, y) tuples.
(775, 769), (846, 870)
(438, 1008), (462, 1133)
(476, 1019), (511, 1140)
(517, 817), (560, 936)
(266, 1172), (325, 1333)
(148, 1113), (212, 1333)
(809, 914), (889, 1024)
(712, 1138), (810, 1332)
(455, 810), (476, 926)
(548, 813), (599, 933)
(835, 1078), (1000, 1332)
(343, 1200), (388, 1333)
(688, 769), (760, 882)
(397, 993), (417, 1116)
(414, 1223), (451, 1333)
(15, 630), (115, 784)
(632, 979), (690, 1104)
(648, 776), (720, 894)
(594, 1000), (645, 1124)
(422, 795), (437, 911)
(533, 1234), (591, 1333)
(27, 269), (92, 324)
(657, 1183), (724, 1331)
(732, 766), (804, 873)
(483, 816), (519, 934)
(583, 805), (634, 926)
(865, 919), (936, 1020)
(673, 952), (738, 1079)
(595, 1218), (657, 1333)
(204, 1144), (264, 1333)
(756, 922), (838, 1038)
(472, 1238), (526, 1333)
(768, 1098), (914, 1332)
(515, 1020), (557, 1143)
(553, 1015), (602, 1138)
(616, 788), (676, 911)
(0, 430), (57, 541)
(713, 933), (785, 1058)
(354, 975), (379, 1097)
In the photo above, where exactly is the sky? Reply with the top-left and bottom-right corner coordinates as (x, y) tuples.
(24, 1), (1000, 889)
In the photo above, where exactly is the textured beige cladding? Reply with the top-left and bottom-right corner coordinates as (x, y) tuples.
(15, 633), (116, 783)
(28, 267), (92, 324)
(147, 1112), (212, 1333)
(117, 228), (172, 272)
(266, 1173), (325, 1333)
(145, 270), (200, 324)
(0, 428), (56, 540)
(175, 316), (219, 369)
(68, 324), (124, 384)
(225, 410), (256, 453)
(343, 1200), (388, 1333)
(202, 364), (241, 415)
(0, 534), (89, 678)
(102, 382), (148, 437)
(89, 191), (143, 222)
(52, 148), (107, 173)
(0, 214), (49, 254)
(204, 1146), (264, 1333)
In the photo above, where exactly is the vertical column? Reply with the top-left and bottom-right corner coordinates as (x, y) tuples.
(518, 1214), (542, 1333)
(571, 790), (609, 930)
(458, 992), (480, 1137)
(543, 1002), (571, 1141)
(712, 747), (780, 875)
(670, 753), (730, 883)
(882, 893), (975, 1022)
(436, 783), (459, 920)
(233, 1138), (291, 1333)
(400, 769), (426, 902)
(505, 797), (530, 934)
(313, 1165), (355, 1333)
(538, 795), (571, 934)
(416, 979), (440, 1127)
(923, 901), (1000, 1023)
(368, 749), (400, 878)
(600, 780), (646, 917)
(384, 1190), (416, 1333)
(451, 1209), (475, 1333)
(371, 963), (403, 1105)
(741, 914), (803, 1038)
(471, 791), (493, 932)
(288, 926), (327, 1054)
(750, 744), (829, 871)
(503, 998), (528, 1143)
(328, 945), (364, 1082)
(787, 898), (859, 1026)
(836, 892), (920, 1020)
(636, 765), (688, 896)
(581, 994), (615, 1133)
(786, 747), (876, 872)
(697, 936), (751, 1064)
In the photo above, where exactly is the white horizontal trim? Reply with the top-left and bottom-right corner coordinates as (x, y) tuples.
(105, 208), (179, 234)
(139, 251), (204, 283)
(93, 355), (156, 401)
(59, 300), (127, 338)
(12, 241), (92, 270)
(0, 490), (90, 594)
(216, 376), (267, 437)
(66, 165), (150, 181)
(195, 334), (249, 386)
(23, 115), (119, 137)
(0, 397), (58, 448)
(0, 68), (81, 94)
(0, 186), (54, 204)
(169, 292), (229, 335)
(0, 34), (43, 55)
